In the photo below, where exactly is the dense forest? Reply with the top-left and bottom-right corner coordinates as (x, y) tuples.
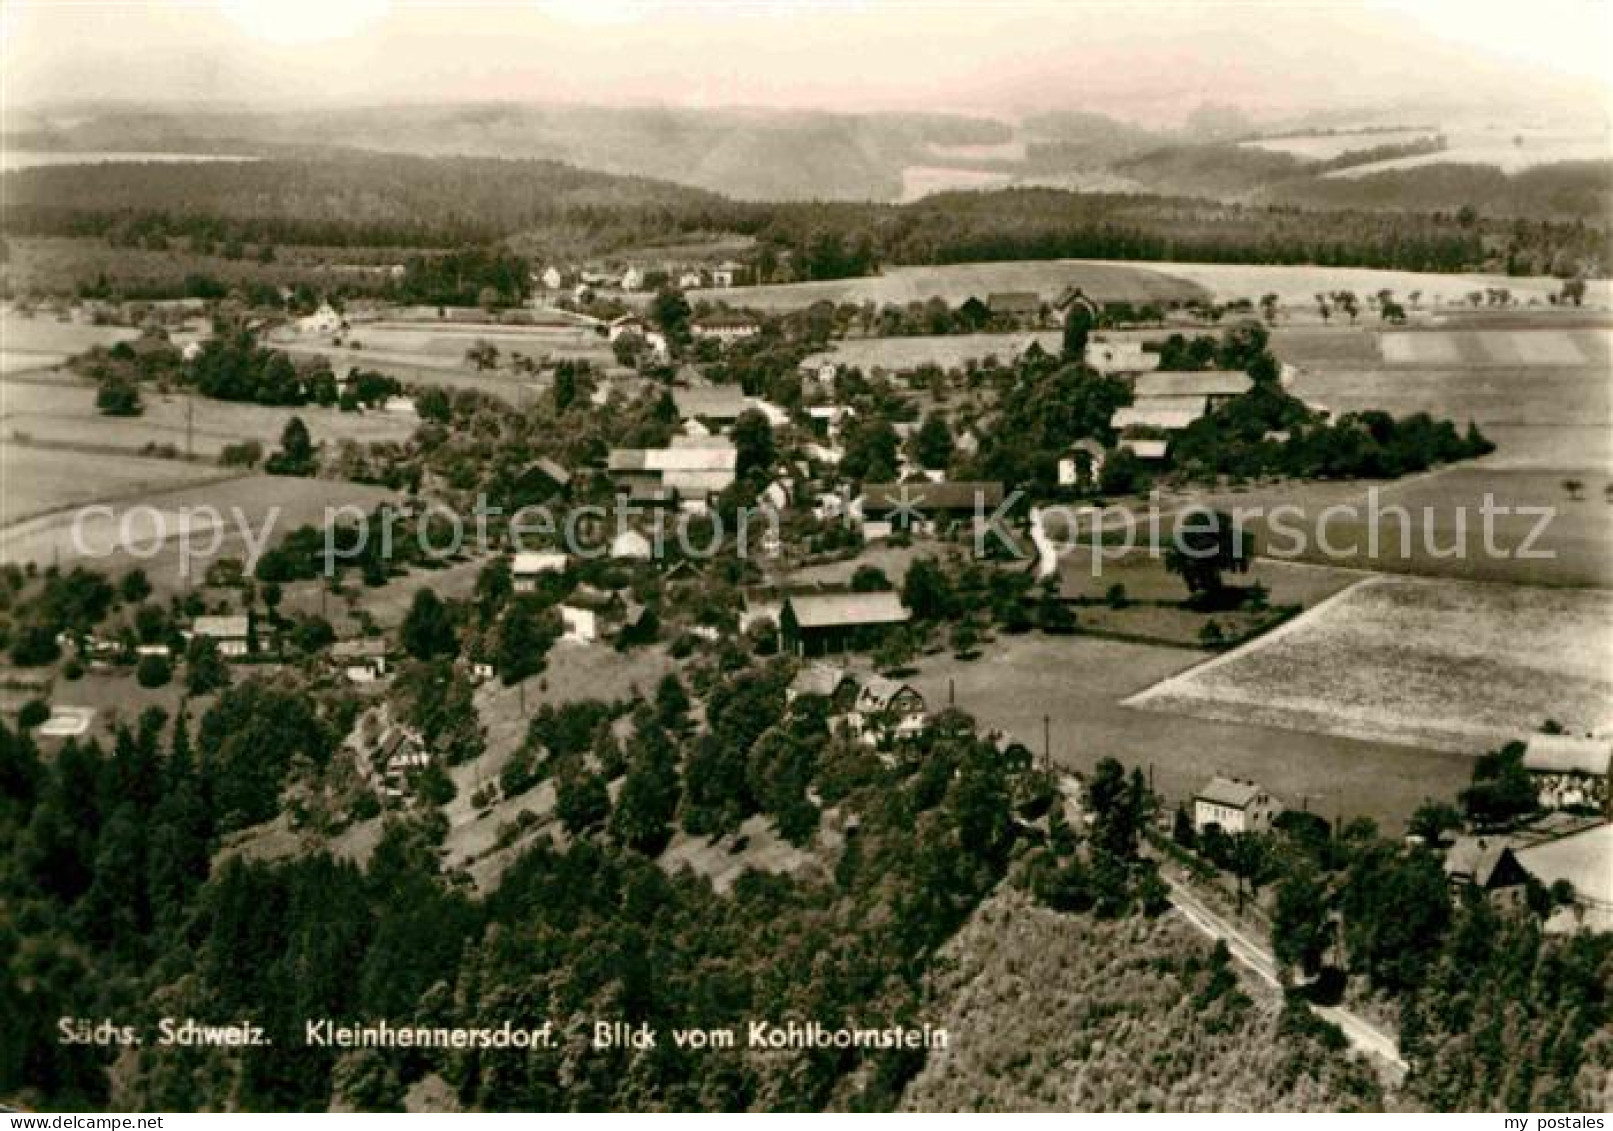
(4, 150), (1606, 283)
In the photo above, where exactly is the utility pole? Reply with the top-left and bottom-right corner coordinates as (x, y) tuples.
(185, 395), (194, 460)
(1042, 714), (1051, 772)
(948, 677), (954, 707)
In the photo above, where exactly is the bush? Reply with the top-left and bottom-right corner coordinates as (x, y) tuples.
(17, 698), (50, 729)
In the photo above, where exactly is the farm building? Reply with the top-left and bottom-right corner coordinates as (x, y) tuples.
(1085, 338), (1159, 375)
(691, 312), (760, 342)
(780, 591), (911, 656)
(1193, 776), (1280, 835)
(608, 438), (738, 498)
(190, 614), (250, 658)
(608, 314), (648, 341)
(1443, 835), (1529, 895)
(297, 302), (342, 336)
(986, 292), (1042, 325)
(1120, 437), (1170, 461)
(559, 604), (599, 644)
(673, 385), (751, 428)
(861, 480), (1006, 538)
(1133, 370), (1254, 406)
(1522, 734), (1610, 811)
(511, 551), (568, 592)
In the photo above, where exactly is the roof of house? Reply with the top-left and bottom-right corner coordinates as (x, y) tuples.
(521, 457), (572, 487)
(331, 637), (389, 659)
(673, 385), (751, 420)
(608, 443), (738, 474)
(987, 291), (1041, 314)
(1068, 437), (1106, 458)
(1111, 398), (1210, 433)
(1195, 776), (1267, 810)
(789, 663), (854, 699)
(192, 614), (249, 639)
(859, 675), (922, 711)
(1517, 823), (1613, 908)
(1134, 371), (1254, 398)
(692, 312), (760, 329)
(1523, 734), (1612, 777)
(512, 551), (568, 575)
(863, 481), (1006, 514)
(786, 591), (910, 630)
(611, 529), (654, 558)
(1122, 438), (1170, 460)
(1444, 835), (1523, 888)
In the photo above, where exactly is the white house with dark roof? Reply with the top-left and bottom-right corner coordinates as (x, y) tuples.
(1193, 776), (1280, 835)
(511, 551), (568, 593)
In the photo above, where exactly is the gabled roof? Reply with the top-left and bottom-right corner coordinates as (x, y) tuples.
(987, 291), (1041, 314)
(608, 443), (738, 474)
(674, 385), (751, 420)
(332, 637), (389, 659)
(1444, 836), (1524, 889)
(512, 551), (568, 576)
(863, 481), (1006, 514)
(520, 457), (572, 487)
(786, 591), (910, 630)
(859, 675), (922, 712)
(1195, 776), (1266, 810)
(1111, 397), (1209, 433)
(192, 615), (249, 639)
(1134, 371), (1254, 398)
(1523, 734), (1612, 777)
(789, 663), (854, 700)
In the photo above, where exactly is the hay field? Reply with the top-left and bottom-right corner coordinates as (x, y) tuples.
(0, 473), (397, 590)
(0, 442), (235, 528)
(905, 633), (1470, 829)
(1134, 261), (1607, 308)
(1379, 329), (1611, 368)
(704, 259), (1209, 311)
(1127, 576), (1613, 755)
(0, 311), (138, 373)
(2, 378), (418, 457)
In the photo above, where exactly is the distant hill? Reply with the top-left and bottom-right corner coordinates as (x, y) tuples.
(2, 103), (1013, 203)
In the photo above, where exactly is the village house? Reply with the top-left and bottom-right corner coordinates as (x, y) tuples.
(559, 604), (599, 644)
(710, 260), (751, 288)
(691, 312), (761, 343)
(330, 637), (391, 684)
(511, 551), (569, 593)
(1516, 823), (1613, 934)
(672, 385), (752, 431)
(780, 591), (911, 656)
(786, 662), (860, 710)
(374, 726), (430, 800)
(1522, 734), (1611, 811)
(620, 266), (645, 292)
(849, 676), (928, 746)
(986, 291), (1043, 327)
(1443, 835), (1530, 897)
(678, 269), (706, 290)
(295, 301), (342, 336)
(540, 266), (565, 291)
(1058, 438), (1107, 488)
(1085, 337), (1160, 376)
(1192, 776), (1281, 835)
(514, 457), (572, 501)
(860, 480), (1006, 540)
(189, 614), (251, 658)
(608, 313), (647, 341)
(608, 437), (738, 499)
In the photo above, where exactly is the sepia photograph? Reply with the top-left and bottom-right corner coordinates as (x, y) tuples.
(0, 0), (1609, 1116)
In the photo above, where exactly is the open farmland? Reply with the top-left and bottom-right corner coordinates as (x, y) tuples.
(704, 259), (1209, 311)
(1327, 124), (1612, 177)
(1378, 328), (1611, 368)
(0, 442), (237, 527)
(1288, 334), (1612, 472)
(1127, 576), (1613, 755)
(1131, 261), (1610, 309)
(802, 331), (1060, 373)
(1240, 128), (1440, 160)
(902, 633), (1469, 830)
(0, 310), (137, 373)
(0, 473), (397, 591)
(1, 376), (418, 458)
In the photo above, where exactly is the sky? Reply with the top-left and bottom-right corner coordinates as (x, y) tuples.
(2, 0), (1609, 125)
